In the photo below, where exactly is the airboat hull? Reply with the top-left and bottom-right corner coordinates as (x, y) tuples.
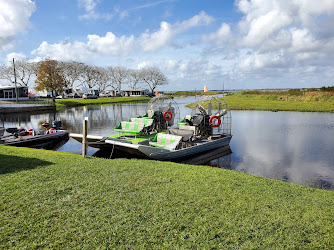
(1, 130), (69, 150)
(70, 133), (232, 161)
(144, 135), (232, 161)
(99, 135), (232, 161)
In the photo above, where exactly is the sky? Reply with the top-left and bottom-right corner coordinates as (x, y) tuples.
(1, 0), (334, 91)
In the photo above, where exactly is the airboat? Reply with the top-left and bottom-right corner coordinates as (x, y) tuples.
(70, 95), (232, 161)
(70, 96), (179, 153)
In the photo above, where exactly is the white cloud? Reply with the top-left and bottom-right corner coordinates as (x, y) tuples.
(140, 22), (173, 52)
(226, 0), (334, 86)
(0, 0), (36, 51)
(5, 52), (27, 65)
(87, 32), (135, 55)
(160, 57), (216, 81)
(166, 59), (180, 72)
(137, 61), (153, 69)
(236, 52), (287, 73)
(140, 11), (213, 52)
(32, 40), (94, 61)
(201, 23), (231, 45)
(237, 0), (334, 49)
(32, 12), (214, 61)
(119, 11), (129, 20)
(78, 0), (96, 12)
(78, 0), (113, 21)
(290, 28), (321, 53)
(241, 9), (292, 47)
(32, 32), (135, 60)
(205, 64), (222, 78)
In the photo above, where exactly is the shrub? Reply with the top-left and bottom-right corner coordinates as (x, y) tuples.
(288, 89), (303, 96)
(307, 88), (319, 92)
(320, 86), (334, 92)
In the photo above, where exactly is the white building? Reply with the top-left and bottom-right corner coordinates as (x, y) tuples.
(0, 85), (29, 101)
(122, 89), (150, 97)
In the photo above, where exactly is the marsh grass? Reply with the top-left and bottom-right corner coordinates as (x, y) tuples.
(190, 91), (334, 112)
(1, 146), (333, 248)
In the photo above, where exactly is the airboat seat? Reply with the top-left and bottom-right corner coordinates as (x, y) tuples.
(178, 115), (192, 125)
(167, 128), (194, 142)
(149, 133), (183, 150)
(141, 109), (155, 118)
(114, 118), (154, 134)
(130, 117), (153, 125)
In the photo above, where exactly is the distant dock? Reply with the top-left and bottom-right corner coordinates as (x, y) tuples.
(0, 103), (56, 114)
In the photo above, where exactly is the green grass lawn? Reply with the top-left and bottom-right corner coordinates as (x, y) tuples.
(1, 145), (333, 248)
(56, 96), (151, 109)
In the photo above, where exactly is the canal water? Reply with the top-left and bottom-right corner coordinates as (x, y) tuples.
(1, 96), (334, 190)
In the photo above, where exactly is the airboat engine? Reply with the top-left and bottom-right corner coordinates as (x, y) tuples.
(52, 121), (62, 130)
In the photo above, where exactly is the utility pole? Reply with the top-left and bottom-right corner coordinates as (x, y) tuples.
(12, 58), (19, 103)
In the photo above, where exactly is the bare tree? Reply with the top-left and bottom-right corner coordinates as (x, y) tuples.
(142, 66), (168, 95)
(0, 59), (37, 87)
(106, 66), (129, 92)
(93, 66), (109, 92)
(79, 65), (97, 89)
(0, 64), (6, 80)
(128, 69), (144, 89)
(59, 61), (85, 88)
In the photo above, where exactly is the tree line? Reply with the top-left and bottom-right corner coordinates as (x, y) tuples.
(0, 58), (168, 98)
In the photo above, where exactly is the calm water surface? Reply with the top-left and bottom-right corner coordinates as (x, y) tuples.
(1, 96), (333, 190)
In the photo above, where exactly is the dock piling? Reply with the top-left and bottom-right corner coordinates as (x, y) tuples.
(82, 117), (88, 157)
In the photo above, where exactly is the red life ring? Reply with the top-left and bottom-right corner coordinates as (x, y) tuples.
(163, 110), (173, 121)
(209, 115), (221, 127)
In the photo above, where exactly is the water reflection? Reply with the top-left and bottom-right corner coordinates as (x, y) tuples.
(182, 146), (232, 168)
(1, 97), (334, 190)
(230, 111), (334, 190)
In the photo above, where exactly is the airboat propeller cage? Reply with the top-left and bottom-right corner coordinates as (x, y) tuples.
(191, 95), (232, 136)
(148, 96), (180, 127)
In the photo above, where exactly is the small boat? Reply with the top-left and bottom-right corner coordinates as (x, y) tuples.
(71, 95), (232, 162)
(70, 96), (179, 151)
(0, 121), (69, 150)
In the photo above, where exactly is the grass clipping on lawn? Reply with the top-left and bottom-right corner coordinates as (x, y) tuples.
(1, 145), (333, 248)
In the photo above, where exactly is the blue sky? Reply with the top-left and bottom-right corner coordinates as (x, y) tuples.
(1, 0), (334, 91)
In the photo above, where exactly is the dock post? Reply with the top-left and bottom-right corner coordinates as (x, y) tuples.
(82, 117), (88, 157)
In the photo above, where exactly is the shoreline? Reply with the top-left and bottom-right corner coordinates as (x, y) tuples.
(2, 93), (332, 113)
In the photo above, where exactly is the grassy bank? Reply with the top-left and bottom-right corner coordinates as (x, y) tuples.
(56, 96), (151, 109)
(1, 146), (333, 248)
(189, 91), (334, 112)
